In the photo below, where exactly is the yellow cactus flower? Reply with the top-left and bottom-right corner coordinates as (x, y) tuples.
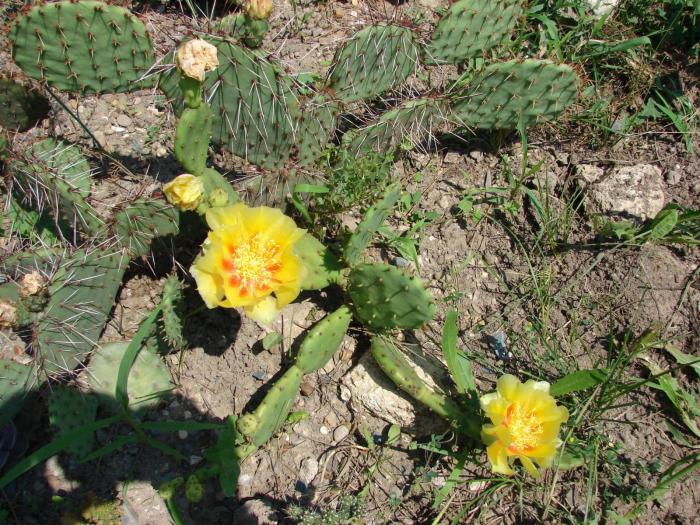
(480, 374), (569, 478)
(176, 39), (219, 82)
(190, 203), (306, 324)
(163, 174), (204, 211)
(244, 0), (273, 20)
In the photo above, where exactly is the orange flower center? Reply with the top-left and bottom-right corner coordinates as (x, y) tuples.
(503, 403), (542, 453)
(220, 233), (281, 296)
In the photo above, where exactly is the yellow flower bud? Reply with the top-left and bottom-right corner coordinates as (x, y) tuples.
(18, 271), (48, 298)
(208, 188), (229, 208)
(0, 299), (18, 329)
(244, 0), (273, 20)
(163, 174), (205, 211)
(176, 39), (219, 82)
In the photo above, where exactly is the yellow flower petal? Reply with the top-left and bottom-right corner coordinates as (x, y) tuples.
(163, 174), (204, 211)
(244, 296), (280, 325)
(486, 441), (514, 476)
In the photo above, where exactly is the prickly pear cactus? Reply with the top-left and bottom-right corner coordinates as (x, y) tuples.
(295, 306), (352, 374)
(449, 60), (579, 129)
(160, 275), (185, 351)
(34, 249), (128, 375)
(345, 98), (448, 154)
(48, 385), (98, 456)
(424, 0), (523, 64)
(110, 198), (179, 258)
(0, 360), (33, 426)
(87, 341), (173, 414)
(174, 104), (212, 176)
(10, 1), (155, 94)
(348, 263), (435, 331)
(0, 78), (50, 132)
(295, 234), (343, 290)
(327, 25), (421, 104)
(295, 93), (340, 167)
(11, 138), (102, 235)
(160, 41), (299, 169)
(344, 183), (401, 266)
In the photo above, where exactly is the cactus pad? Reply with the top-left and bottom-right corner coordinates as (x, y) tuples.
(237, 365), (303, 447)
(34, 249), (128, 375)
(425, 0), (523, 64)
(48, 385), (98, 457)
(0, 360), (33, 427)
(295, 93), (340, 167)
(110, 198), (179, 258)
(348, 263), (435, 331)
(345, 98), (447, 154)
(174, 104), (212, 176)
(0, 78), (50, 132)
(327, 25), (421, 104)
(10, 1), (155, 93)
(449, 60), (579, 129)
(87, 341), (173, 414)
(295, 306), (352, 375)
(344, 183), (401, 266)
(160, 41), (300, 169)
(295, 234), (343, 290)
(160, 275), (185, 351)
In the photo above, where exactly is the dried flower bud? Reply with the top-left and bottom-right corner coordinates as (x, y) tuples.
(18, 271), (48, 298)
(176, 39), (219, 82)
(0, 299), (18, 329)
(244, 0), (273, 20)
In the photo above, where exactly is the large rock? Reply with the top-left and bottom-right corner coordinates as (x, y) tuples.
(577, 163), (665, 220)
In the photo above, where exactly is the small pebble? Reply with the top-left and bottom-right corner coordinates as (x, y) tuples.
(300, 380), (315, 396)
(178, 430), (188, 440)
(252, 370), (267, 381)
(319, 426), (329, 435)
(189, 455), (202, 466)
(333, 425), (349, 443)
(183, 410), (192, 420)
(339, 385), (352, 402)
(116, 114), (133, 127)
(111, 125), (126, 133)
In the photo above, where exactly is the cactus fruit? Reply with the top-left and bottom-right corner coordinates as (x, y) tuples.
(110, 198), (179, 258)
(160, 275), (185, 351)
(160, 41), (300, 169)
(237, 365), (303, 447)
(48, 385), (98, 456)
(370, 336), (479, 438)
(449, 60), (579, 130)
(295, 234), (343, 290)
(34, 249), (128, 375)
(295, 93), (340, 167)
(0, 78), (50, 132)
(295, 306), (352, 375)
(87, 341), (174, 414)
(345, 98), (448, 154)
(11, 138), (102, 235)
(0, 360), (34, 427)
(344, 183), (401, 266)
(327, 25), (421, 104)
(10, 1), (155, 94)
(348, 263), (435, 331)
(424, 0), (523, 64)
(174, 105), (213, 176)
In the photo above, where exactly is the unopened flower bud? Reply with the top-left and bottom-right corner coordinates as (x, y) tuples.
(176, 39), (219, 82)
(0, 299), (18, 329)
(208, 188), (229, 208)
(164, 174), (205, 211)
(244, 0), (273, 20)
(18, 271), (48, 298)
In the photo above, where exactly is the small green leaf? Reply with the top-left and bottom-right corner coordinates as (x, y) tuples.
(556, 448), (586, 470)
(441, 310), (476, 397)
(387, 424), (401, 444)
(648, 208), (679, 239)
(262, 332), (283, 350)
(360, 423), (375, 451)
(286, 411), (308, 425)
(664, 345), (700, 379)
(550, 369), (608, 397)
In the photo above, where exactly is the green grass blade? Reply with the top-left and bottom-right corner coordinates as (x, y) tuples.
(441, 310), (476, 396)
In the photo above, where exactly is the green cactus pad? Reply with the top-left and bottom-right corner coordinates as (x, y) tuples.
(449, 60), (579, 129)
(344, 183), (401, 266)
(348, 263), (435, 331)
(295, 93), (340, 167)
(110, 198), (179, 258)
(327, 25), (421, 104)
(370, 336), (479, 437)
(0, 359), (34, 427)
(10, 1), (155, 94)
(424, 0), (523, 64)
(87, 341), (174, 414)
(174, 105), (212, 176)
(237, 365), (303, 447)
(345, 98), (448, 154)
(11, 138), (102, 235)
(159, 41), (299, 169)
(0, 78), (50, 132)
(295, 306), (352, 375)
(160, 275), (185, 351)
(295, 234), (343, 290)
(48, 385), (98, 457)
(34, 249), (128, 375)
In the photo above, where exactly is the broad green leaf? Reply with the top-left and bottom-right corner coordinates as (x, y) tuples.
(664, 345), (700, 379)
(550, 369), (608, 397)
(441, 310), (476, 396)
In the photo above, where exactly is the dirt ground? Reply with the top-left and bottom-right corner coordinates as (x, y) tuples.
(1, 0), (699, 524)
